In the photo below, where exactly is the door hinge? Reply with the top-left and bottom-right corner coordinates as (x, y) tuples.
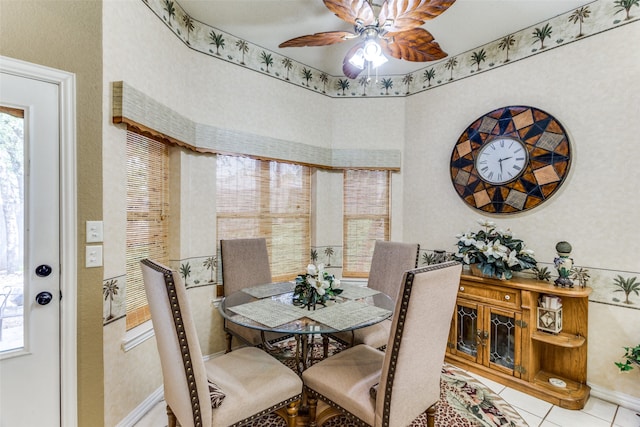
(515, 319), (528, 328)
(514, 365), (526, 374)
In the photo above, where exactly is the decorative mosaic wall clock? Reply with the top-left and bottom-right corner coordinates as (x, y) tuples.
(450, 106), (571, 214)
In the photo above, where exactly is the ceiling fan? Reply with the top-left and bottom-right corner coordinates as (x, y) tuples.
(278, 0), (456, 79)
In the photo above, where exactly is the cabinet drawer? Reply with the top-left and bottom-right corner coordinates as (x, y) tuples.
(458, 282), (520, 309)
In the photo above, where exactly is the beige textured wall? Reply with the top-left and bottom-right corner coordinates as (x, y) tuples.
(0, 1), (105, 426)
(5, 0), (629, 423)
(403, 22), (640, 399)
(101, 0), (406, 424)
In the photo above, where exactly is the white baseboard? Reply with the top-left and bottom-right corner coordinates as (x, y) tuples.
(116, 351), (226, 426)
(115, 386), (164, 427)
(589, 383), (640, 412)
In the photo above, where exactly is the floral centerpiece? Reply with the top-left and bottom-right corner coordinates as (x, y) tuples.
(293, 263), (342, 310)
(454, 220), (537, 280)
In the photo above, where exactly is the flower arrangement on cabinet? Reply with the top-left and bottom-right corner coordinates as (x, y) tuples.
(454, 219), (537, 280)
(293, 263), (342, 310)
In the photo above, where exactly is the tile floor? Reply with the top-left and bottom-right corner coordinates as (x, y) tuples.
(463, 372), (639, 427)
(133, 370), (639, 427)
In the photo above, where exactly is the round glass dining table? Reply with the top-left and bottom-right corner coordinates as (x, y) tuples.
(218, 284), (394, 372)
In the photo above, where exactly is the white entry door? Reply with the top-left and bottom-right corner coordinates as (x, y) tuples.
(0, 65), (62, 426)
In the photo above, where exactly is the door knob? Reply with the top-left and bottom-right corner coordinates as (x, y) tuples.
(35, 291), (53, 306)
(35, 264), (52, 277)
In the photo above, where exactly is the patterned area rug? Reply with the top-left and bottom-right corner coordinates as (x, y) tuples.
(247, 338), (528, 426)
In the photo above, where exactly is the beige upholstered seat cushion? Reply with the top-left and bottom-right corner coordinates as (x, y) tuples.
(225, 322), (284, 347)
(353, 319), (390, 348)
(302, 344), (384, 425)
(207, 346), (302, 426)
(333, 318), (391, 349)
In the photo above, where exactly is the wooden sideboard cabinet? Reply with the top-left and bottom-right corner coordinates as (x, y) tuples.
(445, 271), (592, 409)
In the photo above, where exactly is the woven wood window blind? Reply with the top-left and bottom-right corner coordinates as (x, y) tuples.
(217, 155), (310, 282)
(343, 170), (390, 277)
(125, 132), (169, 330)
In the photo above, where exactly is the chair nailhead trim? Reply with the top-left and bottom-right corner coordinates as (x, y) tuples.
(303, 386), (369, 426)
(380, 261), (460, 427)
(228, 394), (302, 427)
(141, 259), (204, 427)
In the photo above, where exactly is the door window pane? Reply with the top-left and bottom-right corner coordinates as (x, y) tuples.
(0, 109), (25, 353)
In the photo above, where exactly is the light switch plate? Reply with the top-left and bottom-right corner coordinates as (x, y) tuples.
(86, 245), (103, 268)
(86, 221), (104, 243)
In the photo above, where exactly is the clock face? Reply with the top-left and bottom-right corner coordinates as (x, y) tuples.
(450, 106), (571, 214)
(475, 137), (528, 184)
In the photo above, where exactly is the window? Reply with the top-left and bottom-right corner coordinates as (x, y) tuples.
(125, 132), (169, 330)
(343, 170), (390, 277)
(216, 155), (310, 281)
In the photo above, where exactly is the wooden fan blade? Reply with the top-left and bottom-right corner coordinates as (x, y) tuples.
(381, 28), (448, 62)
(279, 31), (354, 48)
(342, 42), (365, 79)
(323, 0), (376, 26)
(378, 0), (456, 32)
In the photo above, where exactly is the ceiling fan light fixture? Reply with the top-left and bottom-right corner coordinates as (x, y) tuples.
(370, 52), (388, 68)
(362, 39), (382, 61)
(362, 39), (387, 68)
(348, 48), (366, 69)
(279, 0), (455, 78)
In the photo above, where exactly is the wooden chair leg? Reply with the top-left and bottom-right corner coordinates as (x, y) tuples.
(307, 397), (318, 427)
(286, 399), (299, 427)
(167, 404), (178, 427)
(426, 403), (436, 427)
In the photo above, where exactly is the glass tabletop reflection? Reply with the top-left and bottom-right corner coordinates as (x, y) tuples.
(218, 283), (394, 335)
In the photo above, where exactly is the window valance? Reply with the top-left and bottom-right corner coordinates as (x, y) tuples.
(112, 81), (400, 171)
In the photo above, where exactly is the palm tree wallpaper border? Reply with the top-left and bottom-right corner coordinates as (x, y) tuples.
(102, 246), (639, 325)
(142, 0), (638, 98)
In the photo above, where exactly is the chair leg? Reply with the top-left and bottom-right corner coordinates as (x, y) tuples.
(166, 405), (178, 427)
(307, 397), (318, 427)
(225, 331), (233, 353)
(285, 399), (299, 427)
(426, 403), (436, 427)
(322, 335), (329, 359)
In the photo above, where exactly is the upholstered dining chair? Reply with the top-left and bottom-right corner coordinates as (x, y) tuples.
(220, 238), (289, 353)
(302, 261), (461, 427)
(140, 259), (302, 427)
(333, 240), (420, 349)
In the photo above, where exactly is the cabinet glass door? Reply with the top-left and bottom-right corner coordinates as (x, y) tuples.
(489, 313), (515, 369)
(487, 307), (521, 376)
(456, 301), (480, 360)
